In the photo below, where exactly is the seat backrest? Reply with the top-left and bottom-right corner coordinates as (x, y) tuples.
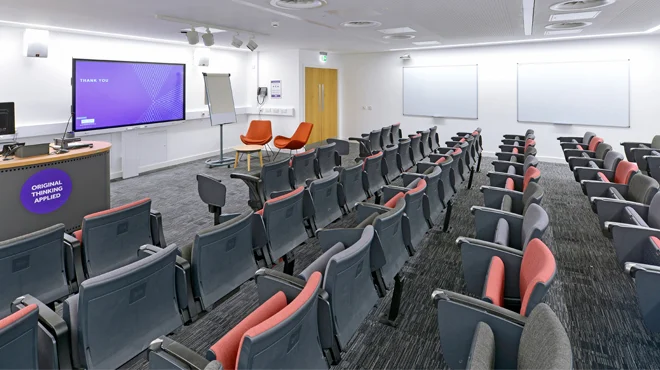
(237, 271), (327, 370)
(397, 138), (414, 171)
(80, 198), (153, 278)
(383, 145), (400, 182)
(614, 161), (639, 185)
(409, 134), (424, 163)
(521, 204), (549, 250)
(595, 143), (612, 161)
(308, 172), (342, 230)
(0, 304), (39, 369)
(391, 123), (402, 143)
(588, 137), (604, 152)
(197, 174), (226, 209)
(404, 179), (430, 248)
(420, 166), (443, 219)
(261, 187), (308, 261)
(583, 131), (596, 145)
(338, 163), (367, 209)
(519, 239), (556, 318)
(316, 142), (339, 178)
(526, 129), (534, 136)
(291, 122), (314, 145)
(524, 146), (537, 157)
(246, 120), (272, 140)
(603, 151), (624, 172)
(652, 135), (660, 149)
(0, 224), (69, 318)
(523, 166), (541, 191)
(429, 126), (439, 151)
(525, 139), (536, 150)
(419, 130), (431, 157)
(373, 199), (408, 287)
(261, 159), (294, 199)
(381, 126), (393, 148)
(363, 152), (386, 195)
(290, 149), (318, 188)
(324, 226), (379, 349)
(191, 212), (258, 310)
(628, 174), (660, 205)
(522, 182), (544, 213)
(649, 193), (660, 229)
(368, 130), (382, 152)
(65, 245), (182, 369)
(523, 155), (539, 173)
(518, 303), (572, 369)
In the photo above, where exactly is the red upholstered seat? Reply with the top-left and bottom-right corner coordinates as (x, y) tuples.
(614, 161), (639, 184)
(576, 145), (584, 151)
(460, 138), (466, 143)
(435, 157), (447, 164)
(73, 230), (83, 243)
(472, 131), (479, 136)
(407, 179), (427, 195)
(384, 192), (405, 208)
(519, 239), (556, 316)
(0, 304), (37, 329)
(597, 172), (610, 183)
(362, 152), (383, 170)
(483, 257), (505, 307)
(512, 147), (519, 154)
(651, 236), (660, 250)
(453, 148), (462, 155)
(256, 187), (305, 216)
(588, 137), (604, 152)
(76, 198), (151, 242)
(505, 178), (515, 190)
(523, 166), (541, 191)
(525, 139), (535, 149)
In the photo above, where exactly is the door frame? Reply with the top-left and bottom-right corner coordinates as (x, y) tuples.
(300, 64), (340, 139)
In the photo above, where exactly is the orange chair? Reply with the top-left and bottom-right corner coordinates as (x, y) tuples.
(241, 120), (273, 155)
(274, 122), (314, 159)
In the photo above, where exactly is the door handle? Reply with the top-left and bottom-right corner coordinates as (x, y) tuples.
(321, 84), (325, 112)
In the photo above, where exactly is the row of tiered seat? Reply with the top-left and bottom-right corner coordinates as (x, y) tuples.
(558, 132), (660, 332)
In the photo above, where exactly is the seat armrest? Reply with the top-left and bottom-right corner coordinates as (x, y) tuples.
(574, 167), (613, 183)
(428, 154), (451, 163)
(495, 152), (525, 162)
(569, 157), (603, 170)
(432, 290), (526, 370)
(401, 172), (424, 187)
(488, 172), (523, 190)
(607, 223), (660, 266)
(457, 237), (524, 297)
(472, 207), (524, 249)
(317, 228), (364, 253)
(149, 210), (166, 247)
(382, 185), (408, 204)
(149, 337), (211, 370)
(498, 144), (522, 153)
(582, 181), (629, 199)
(481, 186), (524, 214)
(594, 198), (648, 232)
(492, 160), (522, 175)
(626, 262), (660, 278)
(12, 295), (73, 369)
(356, 203), (390, 224)
(564, 149), (595, 160)
(64, 232), (86, 288)
(230, 173), (265, 211)
(560, 142), (582, 150)
(436, 147), (454, 155)
(557, 136), (583, 142)
(501, 139), (523, 145)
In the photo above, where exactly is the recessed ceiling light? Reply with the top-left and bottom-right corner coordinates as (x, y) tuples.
(412, 41), (441, 46)
(270, 0), (326, 10)
(550, 0), (615, 12)
(383, 34), (416, 40)
(378, 27), (416, 34)
(181, 27), (225, 34)
(545, 21), (592, 29)
(545, 29), (584, 35)
(549, 11), (600, 21)
(340, 21), (382, 28)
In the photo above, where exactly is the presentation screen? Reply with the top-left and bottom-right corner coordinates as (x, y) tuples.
(72, 59), (185, 132)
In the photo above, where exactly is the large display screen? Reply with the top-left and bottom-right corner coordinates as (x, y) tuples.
(72, 59), (185, 132)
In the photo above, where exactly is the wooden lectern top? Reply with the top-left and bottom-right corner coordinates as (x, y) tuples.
(0, 141), (112, 170)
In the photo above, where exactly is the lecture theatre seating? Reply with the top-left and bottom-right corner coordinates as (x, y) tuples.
(557, 131), (596, 151)
(417, 129), (432, 158)
(409, 133), (425, 164)
(315, 142), (341, 178)
(482, 181), (544, 216)
(397, 137), (415, 172)
(567, 142), (612, 172)
(572, 148), (622, 183)
(382, 145), (401, 183)
(407, 154), (456, 206)
(337, 162), (368, 213)
(0, 304), (40, 368)
(503, 129), (535, 142)
(622, 135), (660, 164)
(197, 174), (227, 225)
(496, 144), (537, 163)
(307, 172), (343, 230)
(290, 149), (319, 188)
(562, 136), (604, 162)
(488, 165), (541, 193)
(231, 159), (294, 211)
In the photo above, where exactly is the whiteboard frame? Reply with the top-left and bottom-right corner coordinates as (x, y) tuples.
(203, 72), (238, 127)
(516, 60), (631, 128)
(402, 64), (479, 120)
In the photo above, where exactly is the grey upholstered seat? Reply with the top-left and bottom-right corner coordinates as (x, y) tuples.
(397, 138), (414, 172)
(290, 149), (318, 188)
(382, 178), (432, 250)
(362, 152), (386, 199)
(402, 166), (445, 221)
(316, 142), (341, 178)
(482, 181), (544, 216)
(383, 145), (401, 183)
(380, 126), (393, 148)
(418, 130), (431, 158)
(337, 162), (368, 213)
(179, 212), (260, 313)
(409, 134), (424, 163)
(574, 150), (624, 183)
(391, 123), (402, 143)
(568, 142), (612, 171)
(197, 174), (227, 225)
(308, 172), (343, 230)
(0, 304), (39, 368)
(64, 245), (183, 369)
(430, 126), (440, 153)
(0, 224), (72, 317)
(468, 203), (549, 251)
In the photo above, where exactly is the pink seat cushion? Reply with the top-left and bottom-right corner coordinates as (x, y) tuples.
(0, 304), (37, 329)
(483, 257), (505, 307)
(384, 192), (405, 208)
(435, 157), (447, 165)
(505, 178), (515, 190)
(520, 239), (556, 316)
(523, 167), (541, 191)
(512, 147), (519, 155)
(651, 236), (660, 250)
(597, 172), (610, 183)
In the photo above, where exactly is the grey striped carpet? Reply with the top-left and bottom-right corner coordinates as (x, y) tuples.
(113, 146), (660, 369)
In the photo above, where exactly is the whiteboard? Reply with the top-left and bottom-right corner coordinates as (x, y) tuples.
(203, 73), (237, 126)
(517, 61), (630, 127)
(403, 65), (478, 119)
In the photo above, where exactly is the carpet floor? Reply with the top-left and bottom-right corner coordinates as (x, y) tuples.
(114, 145), (660, 369)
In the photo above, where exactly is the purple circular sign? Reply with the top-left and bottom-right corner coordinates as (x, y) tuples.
(20, 169), (72, 214)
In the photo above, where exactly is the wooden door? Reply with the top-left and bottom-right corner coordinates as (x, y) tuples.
(305, 67), (338, 144)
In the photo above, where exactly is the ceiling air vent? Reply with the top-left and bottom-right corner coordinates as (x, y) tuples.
(545, 21), (592, 29)
(270, 0), (327, 10)
(383, 34), (416, 40)
(550, 0), (616, 12)
(340, 21), (382, 28)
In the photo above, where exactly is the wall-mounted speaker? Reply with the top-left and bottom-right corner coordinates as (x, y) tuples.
(194, 48), (210, 67)
(23, 29), (49, 58)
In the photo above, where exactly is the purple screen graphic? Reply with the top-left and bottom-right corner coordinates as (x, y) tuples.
(74, 60), (185, 131)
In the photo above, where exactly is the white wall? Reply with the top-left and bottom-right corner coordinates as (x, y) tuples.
(341, 35), (660, 161)
(0, 26), (252, 178)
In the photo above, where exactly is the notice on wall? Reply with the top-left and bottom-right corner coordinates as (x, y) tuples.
(270, 80), (282, 99)
(20, 169), (72, 214)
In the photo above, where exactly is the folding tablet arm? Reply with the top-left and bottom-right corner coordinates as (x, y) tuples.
(488, 171), (524, 190)
(583, 180), (629, 199)
(607, 222), (660, 266)
(471, 206), (525, 249)
(593, 197), (649, 234)
(574, 167), (614, 183)
(569, 156), (603, 170)
(495, 152), (526, 162)
(481, 186), (525, 214)
(230, 172), (265, 211)
(621, 141), (651, 161)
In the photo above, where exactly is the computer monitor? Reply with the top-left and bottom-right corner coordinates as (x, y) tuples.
(0, 102), (15, 136)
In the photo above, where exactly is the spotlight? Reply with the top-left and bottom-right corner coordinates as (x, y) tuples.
(246, 38), (258, 51)
(231, 34), (243, 48)
(186, 28), (199, 45)
(400, 54), (411, 60)
(202, 28), (214, 46)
